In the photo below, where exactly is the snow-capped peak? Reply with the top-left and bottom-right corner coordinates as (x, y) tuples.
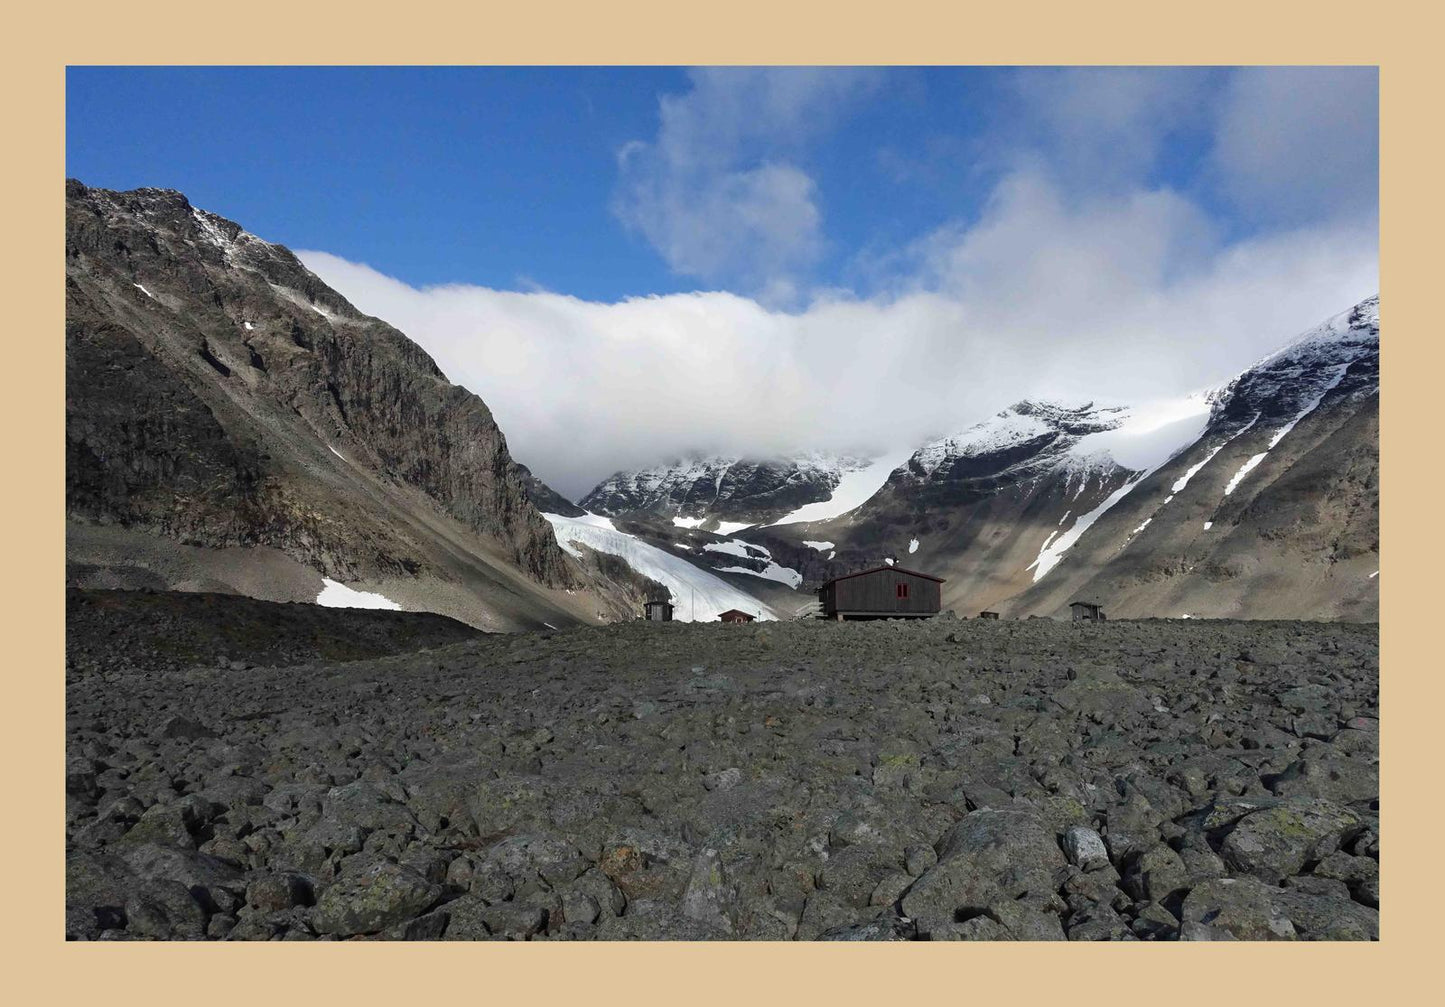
(903, 396), (1211, 487)
(580, 450), (878, 524)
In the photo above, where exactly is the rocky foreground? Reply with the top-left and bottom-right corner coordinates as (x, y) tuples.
(66, 592), (1379, 940)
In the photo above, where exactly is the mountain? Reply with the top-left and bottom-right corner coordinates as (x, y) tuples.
(580, 452), (877, 528)
(752, 295), (1378, 621)
(64, 181), (650, 630)
(1001, 296), (1379, 620)
(757, 395), (1208, 612)
(565, 296), (1378, 623)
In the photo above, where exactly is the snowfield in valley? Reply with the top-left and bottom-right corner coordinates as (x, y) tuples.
(543, 513), (777, 621)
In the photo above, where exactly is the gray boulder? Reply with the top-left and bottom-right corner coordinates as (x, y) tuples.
(900, 810), (1065, 936)
(1062, 826), (1110, 872)
(311, 859), (441, 936)
(1180, 878), (1297, 940)
(1219, 799), (1360, 883)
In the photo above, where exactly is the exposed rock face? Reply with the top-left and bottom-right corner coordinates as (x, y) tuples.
(66, 595), (1378, 941)
(65, 180), (591, 627)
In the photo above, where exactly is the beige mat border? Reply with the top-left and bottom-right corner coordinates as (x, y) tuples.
(3, 2), (1430, 1000)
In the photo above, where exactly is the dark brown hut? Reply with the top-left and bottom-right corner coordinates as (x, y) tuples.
(816, 565), (944, 621)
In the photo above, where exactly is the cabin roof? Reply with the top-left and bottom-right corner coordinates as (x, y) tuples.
(819, 565), (946, 588)
(717, 608), (754, 619)
(644, 599), (673, 608)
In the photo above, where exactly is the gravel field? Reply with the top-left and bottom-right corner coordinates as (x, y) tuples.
(66, 592), (1379, 940)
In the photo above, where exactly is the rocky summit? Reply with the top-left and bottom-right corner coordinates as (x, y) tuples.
(66, 591), (1378, 940)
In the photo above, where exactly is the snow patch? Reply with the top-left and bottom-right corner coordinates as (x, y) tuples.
(1028, 475), (1146, 582)
(1130, 517), (1152, 536)
(133, 283), (154, 299)
(1204, 521), (1213, 530)
(317, 578), (401, 610)
(770, 447), (916, 526)
(1066, 393), (1212, 473)
(328, 445), (345, 460)
(1369, 570), (1379, 579)
(542, 513), (774, 622)
(243, 321), (255, 331)
(1223, 453), (1268, 496)
(802, 541), (835, 552)
(713, 520), (755, 536)
(1170, 416), (1258, 493)
(671, 515), (706, 529)
(271, 283), (339, 321)
(908, 538), (919, 554)
(1057, 510), (1071, 526)
(715, 563), (802, 589)
(703, 539), (765, 560)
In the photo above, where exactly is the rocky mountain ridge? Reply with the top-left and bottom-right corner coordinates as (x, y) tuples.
(580, 452), (874, 527)
(65, 181), (643, 630)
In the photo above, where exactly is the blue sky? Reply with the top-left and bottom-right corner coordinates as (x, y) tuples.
(66, 67), (1379, 495)
(65, 66), (1309, 301)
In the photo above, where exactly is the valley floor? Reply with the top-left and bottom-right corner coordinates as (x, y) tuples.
(66, 592), (1379, 940)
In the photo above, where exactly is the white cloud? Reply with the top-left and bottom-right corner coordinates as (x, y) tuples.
(1007, 67), (1215, 189)
(295, 67), (1377, 503)
(1211, 67), (1379, 223)
(612, 67), (879, 301)
(301, 180), (1374, 501)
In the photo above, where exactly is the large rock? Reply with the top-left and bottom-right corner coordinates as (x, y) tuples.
(124, 879), (209, 940)
(680, 848), (734, 933)
(1268, 757), (1378, 805)
(1219, 799), (1360, 883)
(481, 834), (589, 888)
(1179, 879), (1297, 940)
(899, 810), (1065, 936)
(311, 859), (441, 936)
(1062, 826), (1110, 872)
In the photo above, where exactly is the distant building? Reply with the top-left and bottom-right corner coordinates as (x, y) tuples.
(717, 609), (755, 624)
(643, 599), (674, 622)
(1070, 601), (1105, 623)
(978, 611), (1000, 620)
(817, 565), (944, 621)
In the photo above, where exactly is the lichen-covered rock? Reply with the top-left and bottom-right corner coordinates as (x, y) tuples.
(900, 810), (1065, 936)
(311, 859), (441, 936)
(1219, 799), (1360, 883)
(1180, 879), (1298, 940)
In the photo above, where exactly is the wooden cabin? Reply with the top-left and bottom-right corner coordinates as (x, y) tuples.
(643, 599), (674, 622)
(717, 609), (755, 624)
(817, 565), (944, 621)
(1070, 601), (1105, 623)
(978, 611), (1000, 620)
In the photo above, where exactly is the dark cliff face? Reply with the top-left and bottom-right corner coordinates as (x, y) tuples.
(65, 180), (573, 587)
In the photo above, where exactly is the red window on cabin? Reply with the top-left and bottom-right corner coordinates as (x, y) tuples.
(896, 582), (910, 599)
